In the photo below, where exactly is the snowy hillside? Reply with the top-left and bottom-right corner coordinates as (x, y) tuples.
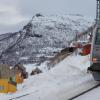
(1, 54), (98, 100)
(0, 14), (94, 65)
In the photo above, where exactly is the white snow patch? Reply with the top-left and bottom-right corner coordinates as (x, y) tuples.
(24, 64), (36, 75)
(24, 61), (49, 75)
(20, 57), (29, 60)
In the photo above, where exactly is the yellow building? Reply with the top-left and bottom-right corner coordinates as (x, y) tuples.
(0, 79), (17, 93)
(0, 64), (17, 93)
(0, 64), (28, 93)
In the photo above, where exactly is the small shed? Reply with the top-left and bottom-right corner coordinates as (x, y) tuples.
(14, 64), (28, 79)
(0, 64), (28, 93)
(75, 41), (91, 56)
(0, 64), (17, 93)
(82, 44), (91, 55)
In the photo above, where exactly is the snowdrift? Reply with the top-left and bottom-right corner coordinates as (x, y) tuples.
(1, 54), (98, 100)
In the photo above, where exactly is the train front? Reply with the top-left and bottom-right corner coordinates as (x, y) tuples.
(88, 25), (100, 81)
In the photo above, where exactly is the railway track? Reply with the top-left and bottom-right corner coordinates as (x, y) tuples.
(9, 83), (100, 100)
(68, 83), (100, 100)
(9, 93), (30, 100)
(9, 90), (39, 100)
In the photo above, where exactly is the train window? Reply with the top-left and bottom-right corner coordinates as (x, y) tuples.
(98, 29), (100, 33)
(95, 28), (100, 44)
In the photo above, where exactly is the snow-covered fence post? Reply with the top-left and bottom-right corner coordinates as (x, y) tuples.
(75, 33), (78, 55)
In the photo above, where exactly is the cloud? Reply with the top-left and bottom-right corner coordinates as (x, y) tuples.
(0, 0), (96, 34)
(0, 3), (29, 34)
(0, 5), (28, 25)
(18, 0), (96, 17)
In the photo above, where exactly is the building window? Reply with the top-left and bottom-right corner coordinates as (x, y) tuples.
(9, 77), (16, 82)
(0, 86), (4, 90)
(0, 71), (1, 78)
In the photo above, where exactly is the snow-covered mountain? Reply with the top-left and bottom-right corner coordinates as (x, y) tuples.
(0, 14), (94, 65)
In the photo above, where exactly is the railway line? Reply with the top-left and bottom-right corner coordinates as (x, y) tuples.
(9, 81), (100, 100)
(68, 83), (100, 100)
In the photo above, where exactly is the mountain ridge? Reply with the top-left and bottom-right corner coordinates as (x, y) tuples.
(0, 14), (94, 65)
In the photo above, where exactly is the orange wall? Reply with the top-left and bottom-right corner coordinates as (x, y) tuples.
(0, 79), (17, 93)
(16, 73), (24, 84)
(83, 44), (91, 55)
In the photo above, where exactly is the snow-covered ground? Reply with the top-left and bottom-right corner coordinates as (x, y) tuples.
(74, 87), (100, 100)
(0, 54), (99, 100)
(24, 61), (49, 75)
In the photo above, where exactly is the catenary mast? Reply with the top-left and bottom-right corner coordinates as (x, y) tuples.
(96, 0), (100, 23)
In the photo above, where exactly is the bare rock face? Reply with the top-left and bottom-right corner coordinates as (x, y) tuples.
(0, 14), (93, 66)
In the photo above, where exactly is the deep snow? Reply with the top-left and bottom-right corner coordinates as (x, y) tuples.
(0, 54), (99, 100)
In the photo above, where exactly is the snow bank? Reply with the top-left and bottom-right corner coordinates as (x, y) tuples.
(24, 61), (49, 75)
(1, 54), (98, 100)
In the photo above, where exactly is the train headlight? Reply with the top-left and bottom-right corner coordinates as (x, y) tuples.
(92, 58), (97, 63)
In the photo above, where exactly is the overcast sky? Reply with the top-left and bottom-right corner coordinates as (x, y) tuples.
(0, 0), (96, 34)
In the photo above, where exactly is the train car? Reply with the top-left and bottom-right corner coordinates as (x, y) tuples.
(88, 24), (100, 81)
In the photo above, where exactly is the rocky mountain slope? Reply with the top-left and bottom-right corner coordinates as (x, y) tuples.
(0, 14), (94, 65)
